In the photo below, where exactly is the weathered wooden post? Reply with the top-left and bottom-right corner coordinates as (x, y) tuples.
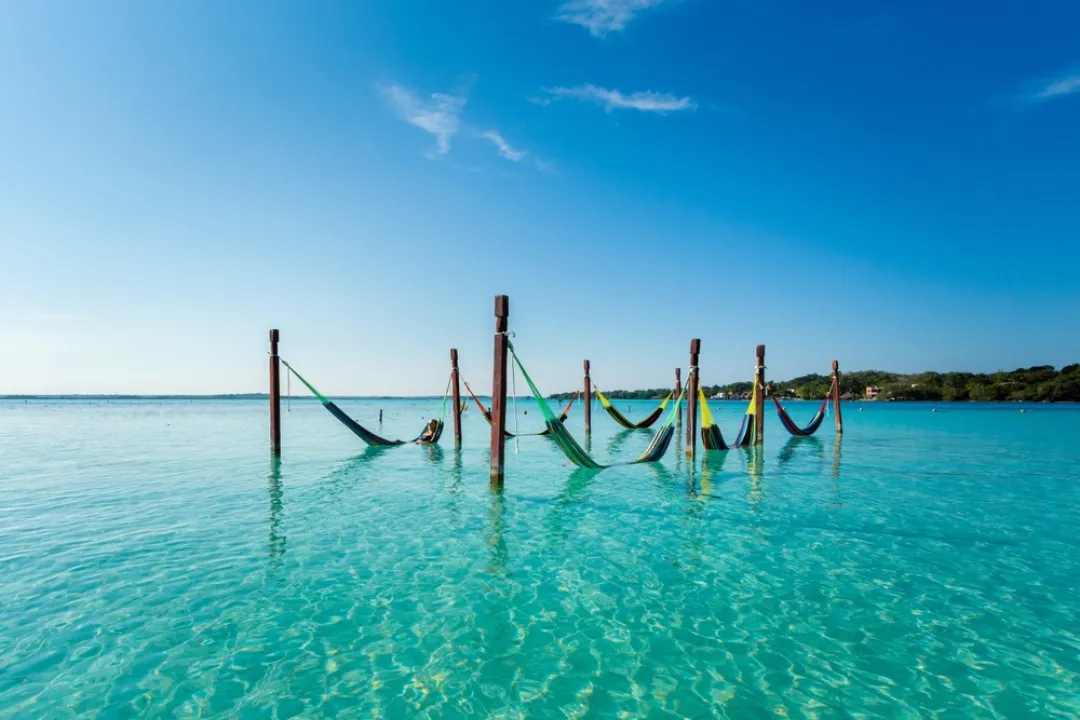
(832, 360), (843, 434)
(754, 345), (766, 446)
(269, 329), (281, 457)
(674, 367), (682, 429)
(583, 360), (592, 435)
(686, 340), (700, 458)
(490, 296), (510, 487)
(450, 348), (462, 447)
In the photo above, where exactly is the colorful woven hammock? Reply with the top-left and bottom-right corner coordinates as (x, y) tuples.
(594, 385), (672, 429)
(509, 341), (683, 469)
(699, 387), (756, 451)
(462, 379), (577, 437)
(768, 385), (828, 437)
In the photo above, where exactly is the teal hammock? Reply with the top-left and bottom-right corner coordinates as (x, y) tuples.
(281, 359), (447, 447)
(508, 341), (684, 469)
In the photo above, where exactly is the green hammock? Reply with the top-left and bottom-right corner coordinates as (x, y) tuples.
(281, 359), (446, 447)
(509, 342), (684, 469)
(594, 385), (672, 429)
(462, 379), (576, 437)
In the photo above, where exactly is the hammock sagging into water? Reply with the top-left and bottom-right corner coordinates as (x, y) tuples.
(594, 386), (672, 429)
(509, 341), (683, 469)
(462, 379), (577, 437)
(768, 385), (828, 437)
(281, 359), (446, 447)
(699, 388), (756, 451)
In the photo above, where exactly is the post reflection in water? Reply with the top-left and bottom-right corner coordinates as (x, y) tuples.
(831, 434), (844, 507)
(267, 457), (286, 569)
(486, 487), (509, 576)
(677, 462), (713, 572)
(745, 446), (764, 509)
(698, 448), (729, 499)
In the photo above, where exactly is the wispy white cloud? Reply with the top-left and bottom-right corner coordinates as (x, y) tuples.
(479, 131), (527, 162)
(555, 0), (670, 37)
(378, 83), (466, 155)
(37, 313), (74, 322)
(1031, 72), (1080, 101)
(478, 130), (553, 171)
(539, 84), (696, 113)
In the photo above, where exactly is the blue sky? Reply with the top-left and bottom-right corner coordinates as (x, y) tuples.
(1, 0), (1078, 395)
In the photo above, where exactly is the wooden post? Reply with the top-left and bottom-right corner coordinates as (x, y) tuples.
(832, 360), (843, 434)
(675, 367), (682, 429)
(754, 344), (765, 446)
(450, 348), (462, 447)
(490, 296), (510, 486)
(269, 329), (281, 457)
(583, 360), (592, 435)
(686, 339), (700, 458)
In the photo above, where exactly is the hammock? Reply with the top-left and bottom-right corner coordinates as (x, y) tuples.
(768, 386), (828, 437)
(509, 342), (683, 469)
(463, 379), (577, 437)
(699, 388), (756, 450)
(281, 359), (446, 447)
(594, 386), (672, 429)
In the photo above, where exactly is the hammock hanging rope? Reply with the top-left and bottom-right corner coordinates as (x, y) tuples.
(767, 385), (828, 437)
(281, 359), (446, 447)
(594, 385), (672, 429)
(508, 341), (683, 469)
(462, 379), (577, 437)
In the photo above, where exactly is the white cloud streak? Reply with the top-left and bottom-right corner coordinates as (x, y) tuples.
(379, 83), (466, 155)
(1032, 73), (1080, 101)
(480, 131), (527, 162)
(555, 0), (670, 37)
(540, 84), (696, 113)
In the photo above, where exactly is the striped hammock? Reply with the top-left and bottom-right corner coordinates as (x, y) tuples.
(509, 342), (683, 469)
(462, 380), (577, 437)
(699, 388), (756, 451)
(768, 386), (828, 437)
(595, 386), (672, 429)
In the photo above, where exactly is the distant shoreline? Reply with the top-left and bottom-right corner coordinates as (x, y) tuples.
(3, 394), (1078, 405)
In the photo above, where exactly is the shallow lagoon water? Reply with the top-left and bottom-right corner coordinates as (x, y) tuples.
(2, 398), (1079, 718)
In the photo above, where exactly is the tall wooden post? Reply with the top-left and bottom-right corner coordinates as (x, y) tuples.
(490, 296), (510, 487)
(675, 367), (682, 429)
(269, 329), (281, 457)
(583, 360), (592, 435)
(754, 344), (765, 446)
(832, 360), (843, 434)
(450, 348), (462, 447)
(686, 339), (700, 458)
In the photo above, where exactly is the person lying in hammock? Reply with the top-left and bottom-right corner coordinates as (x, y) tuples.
(417, 419), (440, 444)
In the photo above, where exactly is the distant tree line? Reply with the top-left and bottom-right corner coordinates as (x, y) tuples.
(550, 364), (1080, 402)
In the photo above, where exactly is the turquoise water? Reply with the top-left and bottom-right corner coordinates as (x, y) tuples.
(2, 398), (1079, 718)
